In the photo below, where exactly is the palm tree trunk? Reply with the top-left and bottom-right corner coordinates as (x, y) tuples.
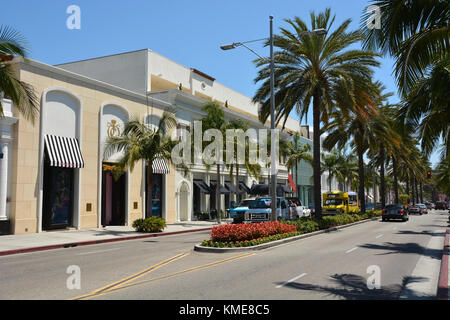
(146, 162), (153, 219)
(216, 164), (221, 224)
(411, 176), (416, 204)
(406, 176), (410, 204)
(312, 94), (322, 219)
(420, 182), (423, 203)
(357, 147), (366, 213)
(236, 163), (239, 204)
(392, 156), (399, 204)
(380, 146), (386, 208)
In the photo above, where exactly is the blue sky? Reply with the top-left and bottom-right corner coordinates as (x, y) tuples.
(3, 0), (440, 166)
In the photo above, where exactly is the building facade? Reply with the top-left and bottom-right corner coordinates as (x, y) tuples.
(2, 49), (302, 235)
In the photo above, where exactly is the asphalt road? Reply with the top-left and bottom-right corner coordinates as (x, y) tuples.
(0, 210), (448, 300)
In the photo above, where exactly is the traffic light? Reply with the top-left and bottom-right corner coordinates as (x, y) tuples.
(427, 171), (432, 179)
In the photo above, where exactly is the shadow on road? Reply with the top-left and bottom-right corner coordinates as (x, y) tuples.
(275, 273), (433, 300)
(395, 230), (446, 237)
(359, 242), (442, 260)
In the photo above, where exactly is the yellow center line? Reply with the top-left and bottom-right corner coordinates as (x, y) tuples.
(70, 252), (189, 300)
(80, 252), (255, 300)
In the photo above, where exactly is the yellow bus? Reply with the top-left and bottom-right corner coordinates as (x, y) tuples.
(322, 191), (359, 215)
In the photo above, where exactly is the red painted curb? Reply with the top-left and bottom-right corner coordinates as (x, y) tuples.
(437, 228), (450, 300)
(0, 227), (212, 257)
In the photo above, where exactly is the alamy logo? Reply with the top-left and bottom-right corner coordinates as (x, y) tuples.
(66, 265), (81, 290)
(66, 5), (81, 30)
(171, 121), (280, 175)
(366, 5), (381, 30)
(367, 265), (381, 290)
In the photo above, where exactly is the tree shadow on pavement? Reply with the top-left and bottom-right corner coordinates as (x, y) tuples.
(359, 242), (442, 260)
(276, 274), (433, 300)
(395, 230), (446, 237)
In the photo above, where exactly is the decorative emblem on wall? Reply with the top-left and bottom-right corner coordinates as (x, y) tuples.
(107, 119), (121, 138)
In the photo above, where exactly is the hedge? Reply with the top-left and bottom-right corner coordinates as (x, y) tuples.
(132, 217), (166, 233)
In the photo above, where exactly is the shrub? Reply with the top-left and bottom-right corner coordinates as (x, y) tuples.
(210, 221), (297, 242)
(132, 217), (166, 233)
(281, 219), (320, 234)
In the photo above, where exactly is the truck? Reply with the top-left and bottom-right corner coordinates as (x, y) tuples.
(244, 197), (290, 223)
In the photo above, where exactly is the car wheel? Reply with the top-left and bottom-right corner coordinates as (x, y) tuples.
(382, 217), (386, 222)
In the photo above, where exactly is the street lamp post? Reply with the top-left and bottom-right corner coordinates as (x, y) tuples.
(220, 16), (326, 221)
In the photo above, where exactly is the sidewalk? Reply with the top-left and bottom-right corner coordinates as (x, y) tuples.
(437, 228), (450, 300)
(0, 220), (230, 256)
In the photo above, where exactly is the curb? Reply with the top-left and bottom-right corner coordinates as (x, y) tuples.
(0, 227), (213, 257)
(194, 217), (381, 253)
(437, 228), (450, 300)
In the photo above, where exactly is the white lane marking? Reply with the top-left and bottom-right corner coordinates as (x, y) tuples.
(376, 234), (384, 239)
(76, 248), (121, 256)
(276, 273), (307, 289)
(346, 247), (358, 254)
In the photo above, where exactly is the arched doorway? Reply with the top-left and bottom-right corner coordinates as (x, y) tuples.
(178, 182), (190, 222)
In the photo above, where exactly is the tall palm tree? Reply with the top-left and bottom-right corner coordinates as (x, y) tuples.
(253, 8), (379, 217)
(104, 111), (177, 218)
(0, 25), (38, 122)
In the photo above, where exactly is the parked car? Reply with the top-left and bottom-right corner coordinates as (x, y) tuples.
(416, 203), (428, 214)
(285, 197), (311, 218)
(246, 197), (290, 223)
(382, 204), (409, 222)
(424, 202), (433, 210)
(230, 198), (256, 224)
(435, 201), (448, 210)
(408, 204), (422, 215)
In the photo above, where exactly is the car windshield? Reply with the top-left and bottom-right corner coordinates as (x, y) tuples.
(238, 200), (252, 207)
(324, 199), (343, 206)
(250, 200), (271, 209)
(386, 205), (403, 210)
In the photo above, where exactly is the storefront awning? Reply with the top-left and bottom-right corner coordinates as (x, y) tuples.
(239, 181), (251, 194)
(209, 181), (230, 195)
(193, 180), (211, 194)
(280, 185), (294, 194)
(225, 182), (243, 194)
(152, 158), (170, 174)
(44, 135), (84, 168)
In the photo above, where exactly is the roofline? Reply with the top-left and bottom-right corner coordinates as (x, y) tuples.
(54, 49), (149, 66)
(21, 58), (171, 109)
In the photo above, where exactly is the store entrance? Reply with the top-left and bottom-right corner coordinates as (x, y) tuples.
(42, 164), (74, 230)
(101, 165), (126, 226)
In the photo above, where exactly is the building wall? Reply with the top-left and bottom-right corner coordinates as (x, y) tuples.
(9, 61), (176, 234)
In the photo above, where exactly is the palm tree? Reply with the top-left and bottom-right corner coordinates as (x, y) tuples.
(199, 102), (228, 223)
(104, 111), (177, 218)
(321, 150), (343, 192)
(361, 0), (449, 95)
(0, 25), (38, 122)
(253, 8), (379, 218)
(285, 133), (312, 197)
(224, 118), (262, 208)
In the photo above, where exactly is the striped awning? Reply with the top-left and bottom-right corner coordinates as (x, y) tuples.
(152, 158), (170, 174)
(44, 135), (84, 168)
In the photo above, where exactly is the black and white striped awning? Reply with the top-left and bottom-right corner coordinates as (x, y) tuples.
(44, 135), (84, 168)
(152, 158), (170, 174)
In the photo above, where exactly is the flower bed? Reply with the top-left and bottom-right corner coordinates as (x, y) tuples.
(201, 231), (301, 248)
(210, 221), (297, 242)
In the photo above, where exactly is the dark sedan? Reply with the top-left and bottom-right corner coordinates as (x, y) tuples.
(382, 204), (409, 222)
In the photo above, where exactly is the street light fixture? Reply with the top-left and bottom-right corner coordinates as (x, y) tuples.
(220, 17), (327, 221)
